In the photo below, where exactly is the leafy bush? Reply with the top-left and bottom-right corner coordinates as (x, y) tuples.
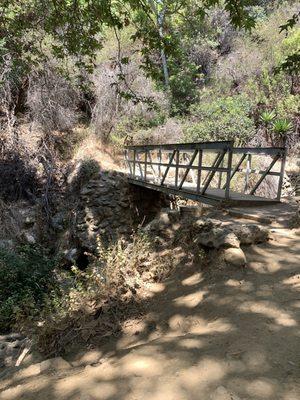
(260, 110), (276, 125)
(271, 118), (293, 146)
(0, 245), (56, 331)
(277, 27), (300, 66)
(275, 94), (300, 121)
(184, 94), (255, 145)
(169, 60), (201, 115)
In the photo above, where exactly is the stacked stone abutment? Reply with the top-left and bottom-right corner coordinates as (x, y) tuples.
(74, 170), (169, 252)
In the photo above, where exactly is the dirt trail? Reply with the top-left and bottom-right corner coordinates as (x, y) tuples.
(1, 228), (300, 400)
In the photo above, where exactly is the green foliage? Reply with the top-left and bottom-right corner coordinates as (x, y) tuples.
(185, 94), (255, 145)
(260, 110), (276, 125)
(280, 11), (300, 33)
(275, 94), (300, 121)
(272, 118), (293, 136)
(0, 0), (257, 71)
(0, 0), (260, 116)
(276, 27), (300, 74)
(169, 61), (201, 114)
(1, 0), (299, 147)
(0, 245), (56, 331)
(111, 112), (166, 146)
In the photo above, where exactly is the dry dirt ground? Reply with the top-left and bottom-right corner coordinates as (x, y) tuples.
(1, 227), (300, 400)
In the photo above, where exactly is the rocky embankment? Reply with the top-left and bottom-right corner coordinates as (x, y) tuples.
(144, 208), (270, 268)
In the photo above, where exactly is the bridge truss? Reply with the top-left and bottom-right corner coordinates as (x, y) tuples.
(124, 141), (286, 206)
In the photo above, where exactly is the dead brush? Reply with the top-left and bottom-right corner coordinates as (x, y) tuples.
(34, 231), (176, 356)
(0, 199), (24, 241)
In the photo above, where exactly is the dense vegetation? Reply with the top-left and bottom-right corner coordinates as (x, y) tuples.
(0, 0), (299, 335)
(1, 1), (299, 151)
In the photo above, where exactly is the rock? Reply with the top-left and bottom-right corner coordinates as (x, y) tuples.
(143, 210), (174, 232)
(24, 216), (35, 226)
(158, 211), (171, 225)
(22, 231), (36, 244)
(195, 228), (240, 249)
(180, 205), (203, 218)
(167, 209), (181, 223)
(96, 187), (110, 196)
(119, 200), (129, 208)
(99, 220), (110, 229)
(63, 248), (78, 263)
(7, 340), (22, 349)
(221, 232), (241, 248)
(229, 224), (269, 245)
(193, 218), (221, 230)
(0, 333), (24, 342)
(0, 333), (27, 368)
(101, 207), (113, 217)
(224, 247), (246, 267)
(144, 218), (167, 233)
(80, 186), (95, 195)
(51, 212), (66, 231)
(39, 357), (71, 373)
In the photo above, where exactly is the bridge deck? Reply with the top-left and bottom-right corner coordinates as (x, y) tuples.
(128, 177), (279, 206)
(124, 141), (286, 207)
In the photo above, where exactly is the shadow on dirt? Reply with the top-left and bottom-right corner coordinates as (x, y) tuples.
(1, 225), (300, 400)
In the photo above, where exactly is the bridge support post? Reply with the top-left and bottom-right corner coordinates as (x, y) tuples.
(133, 149), (136, 178)
(175, 150), (180, 188)
(197, 150), (203, 193)
(225, 146), (233, 200)
(276, 150), (286, 201)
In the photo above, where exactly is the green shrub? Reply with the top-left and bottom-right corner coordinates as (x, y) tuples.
(169, 60), (201, 115)
(276, 28), (300, 66)
(272, 118), (293, 145)
(0, 245), (56, 331)
(275, 94), (300, 121)
(184, 94), (255, 145)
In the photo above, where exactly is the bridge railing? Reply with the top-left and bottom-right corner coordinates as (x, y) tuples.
(230, 147), (286, 200)
(124, 141), (286, 203)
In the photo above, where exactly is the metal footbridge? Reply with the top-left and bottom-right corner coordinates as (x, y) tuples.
(124, 141), (286, 207)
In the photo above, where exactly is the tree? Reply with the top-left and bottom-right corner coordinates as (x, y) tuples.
(0, 0), (257, 74)
(279, 10), (300, 73)
(0, 0), (259, 115)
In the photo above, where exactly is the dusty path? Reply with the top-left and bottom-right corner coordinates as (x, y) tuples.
(1, 228), (300, 400)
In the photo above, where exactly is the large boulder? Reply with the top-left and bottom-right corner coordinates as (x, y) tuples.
(195, 228), (240, 249)
(224, 247), (247, 267)
(228, 224), (269, 245)
(143, 209), (180, 233)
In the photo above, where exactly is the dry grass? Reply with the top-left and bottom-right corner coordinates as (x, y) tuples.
(32, 231), (177, 356)
(71, 128), (123, 171)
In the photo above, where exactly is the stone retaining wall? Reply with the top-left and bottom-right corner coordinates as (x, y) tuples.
(72, 171), (169, 254)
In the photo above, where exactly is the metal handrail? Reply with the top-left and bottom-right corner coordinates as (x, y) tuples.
(124, 141), (286, 203)
(125, 140), (233, 151)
